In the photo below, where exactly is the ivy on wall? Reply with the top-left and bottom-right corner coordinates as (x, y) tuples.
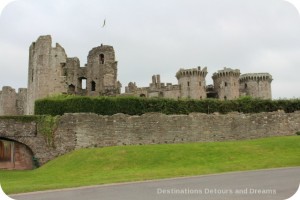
(37, 115), (59, 147)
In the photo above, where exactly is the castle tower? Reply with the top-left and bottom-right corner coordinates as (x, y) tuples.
(26, 35), (68, 115)
(239, 73), (272, 99)
(212, 67), (240, 100)
(86, 44), (120, 96)
(176, 67), (208, 99)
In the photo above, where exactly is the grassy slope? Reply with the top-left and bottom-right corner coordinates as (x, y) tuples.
(1, 136), (300, 194)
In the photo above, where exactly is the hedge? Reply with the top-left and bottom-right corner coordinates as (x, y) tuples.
(34, 95), (300, 116)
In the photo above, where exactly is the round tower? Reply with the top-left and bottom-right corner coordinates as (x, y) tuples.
(212, 67), (240, 100)
(176, 67), (208, 99)
(239, 73), (272, 99)
(87, 44), (120, 96)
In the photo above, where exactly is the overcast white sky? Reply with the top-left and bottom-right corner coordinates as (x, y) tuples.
(0, 0), (300, 99)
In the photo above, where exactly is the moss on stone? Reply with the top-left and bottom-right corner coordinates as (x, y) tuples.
(0, 115), (39, 122)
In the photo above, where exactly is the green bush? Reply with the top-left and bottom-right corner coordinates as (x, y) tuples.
(296, 132), (300, 136)
(34, 95), (300, 116)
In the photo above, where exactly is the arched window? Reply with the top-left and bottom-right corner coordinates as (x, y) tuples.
(140, 94), (146, 97)
(224, 96), (227, 100)
(100, 54), (105, 64)
(91, 81), (96, 91)
(245, 83), (248, 89)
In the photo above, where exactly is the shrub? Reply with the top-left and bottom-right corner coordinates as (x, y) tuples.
(34, 95), (300, 116)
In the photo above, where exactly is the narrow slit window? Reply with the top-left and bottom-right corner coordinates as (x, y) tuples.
(82, 79), (87, 89)
(100, 54), (105, 64)
(91, 81), (96, 91)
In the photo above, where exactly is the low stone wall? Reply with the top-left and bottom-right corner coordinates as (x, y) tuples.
(1, 111), (300, 168)
(57, 111), (300, 149)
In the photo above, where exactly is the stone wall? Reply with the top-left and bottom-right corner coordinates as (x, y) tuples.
(60, 111), (299, 149)
(0, 86), (18, 115)
(26, 35), (68, 115)
(1, 111), (299, 169)
(0, 87), (27, 116)
(0, 118), (56, 166)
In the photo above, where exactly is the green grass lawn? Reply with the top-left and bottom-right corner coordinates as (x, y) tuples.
(1, 136), (300, 194)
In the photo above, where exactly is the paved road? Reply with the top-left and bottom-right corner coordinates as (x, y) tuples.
(11, 167), (300, 200)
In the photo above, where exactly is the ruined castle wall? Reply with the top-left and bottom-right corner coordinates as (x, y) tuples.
(26, 35), (68, 115)
(148, 91), (160, 98)
(0, 87), (27, 116)
(129, 88), (149, 97)
(16, 88), (27, 115)
(0, 87), (18, 115)
(64, 57), (81, 94)
(87, 45), (119, 96)
(163, 89), (180, 99)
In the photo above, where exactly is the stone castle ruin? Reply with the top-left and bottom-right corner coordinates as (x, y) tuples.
(1, 35), (121, 115)
(0, 35), (272, 116)
(125, 67), (272, 101)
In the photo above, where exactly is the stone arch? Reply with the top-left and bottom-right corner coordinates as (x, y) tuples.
(0, 137), (35, 170)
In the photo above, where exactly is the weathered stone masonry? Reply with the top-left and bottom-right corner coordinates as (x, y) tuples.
(0, 118), (58, 169)
(1, 111), (299, 169)
(65, 111), (300, 149)
(0, 35), (273, 116)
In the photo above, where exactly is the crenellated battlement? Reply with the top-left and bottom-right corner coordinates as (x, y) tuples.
(239, 73), (273, 83)
(176, 66), (208, 79)
(212, 67), (240, 79)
